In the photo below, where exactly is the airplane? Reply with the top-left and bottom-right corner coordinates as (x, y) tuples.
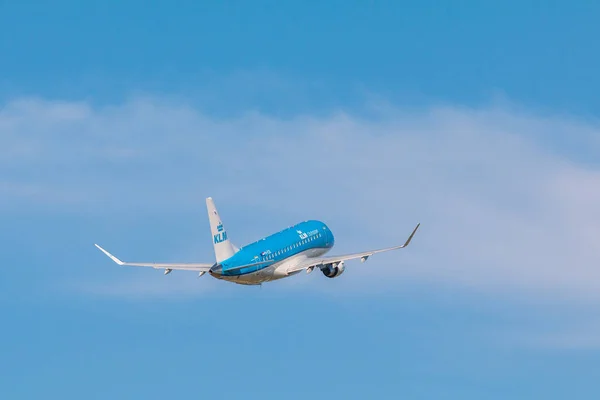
(94, 197), (420, 286)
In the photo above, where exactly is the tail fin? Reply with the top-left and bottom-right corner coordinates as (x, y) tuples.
(206, 197), (236, 263)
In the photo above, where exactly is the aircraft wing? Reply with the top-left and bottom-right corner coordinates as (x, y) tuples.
(285, 223), (420, 275)
(94, 244), (213, 271)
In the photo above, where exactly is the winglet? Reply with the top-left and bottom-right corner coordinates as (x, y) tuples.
(401, 223), (420, 248)
(94, 244), (125, 265)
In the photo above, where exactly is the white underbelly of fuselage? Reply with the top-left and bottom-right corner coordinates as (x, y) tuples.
(211, 247), (330, 285)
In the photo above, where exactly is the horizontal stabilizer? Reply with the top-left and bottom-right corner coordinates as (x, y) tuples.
(221, 259), (273, 273)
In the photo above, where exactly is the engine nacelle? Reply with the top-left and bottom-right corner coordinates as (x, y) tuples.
(321, 261), (345, 278)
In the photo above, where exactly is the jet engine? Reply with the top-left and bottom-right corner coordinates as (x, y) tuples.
(321, 261), (345, 278)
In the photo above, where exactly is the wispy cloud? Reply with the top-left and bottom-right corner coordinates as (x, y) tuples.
(2, 96), (600, 306)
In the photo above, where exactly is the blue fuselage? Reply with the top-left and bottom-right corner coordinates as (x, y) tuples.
(209, 220), (334, 284)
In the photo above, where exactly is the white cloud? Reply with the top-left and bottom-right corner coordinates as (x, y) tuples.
(2, 96), (600, 305)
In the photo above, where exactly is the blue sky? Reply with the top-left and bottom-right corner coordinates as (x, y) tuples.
(2, 1), (600, 399)
(2, 0), (600, 115)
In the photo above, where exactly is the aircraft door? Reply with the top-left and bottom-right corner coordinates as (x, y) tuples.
(323, 226), (334, 247)
(257, 252), (268, 279)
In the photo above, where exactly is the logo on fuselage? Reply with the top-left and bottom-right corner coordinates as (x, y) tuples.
(297, 228), (319, 240)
